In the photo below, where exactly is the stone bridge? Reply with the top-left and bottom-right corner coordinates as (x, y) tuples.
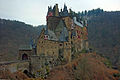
(0, 60), (30, 73)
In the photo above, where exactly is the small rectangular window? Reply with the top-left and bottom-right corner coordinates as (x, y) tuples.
(60, 44), (62, 46)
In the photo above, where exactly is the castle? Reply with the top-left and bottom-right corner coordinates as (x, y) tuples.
(0, 4), (89, 78)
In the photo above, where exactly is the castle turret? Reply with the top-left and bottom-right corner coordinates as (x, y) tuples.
(60, 4), (69, 17)
(46, 4), (61, 31)
(54, 4), (59, 17)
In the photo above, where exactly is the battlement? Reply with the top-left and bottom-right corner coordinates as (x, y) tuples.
(47, 4), (87, 26)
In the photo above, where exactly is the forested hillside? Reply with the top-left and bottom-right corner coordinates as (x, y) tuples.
(87, 11), (120, 66)
(76, 8), (120, 66)
(0, 19), (46, 61)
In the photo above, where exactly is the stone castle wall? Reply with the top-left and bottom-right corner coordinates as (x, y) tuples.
(0, 61), (29, 73)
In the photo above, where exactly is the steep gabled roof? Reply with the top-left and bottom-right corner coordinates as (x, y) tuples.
(47, 29), (58, 41)
(59, 27), (69, 41)
(55, 19), (69, 41)
(73, 17), (83, 27)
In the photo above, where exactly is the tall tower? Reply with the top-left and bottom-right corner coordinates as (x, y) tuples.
(47, 4), (61, 31)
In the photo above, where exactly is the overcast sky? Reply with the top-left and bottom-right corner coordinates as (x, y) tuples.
(0, 0), (120, 26)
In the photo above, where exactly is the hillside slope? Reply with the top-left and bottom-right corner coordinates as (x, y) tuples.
(88, 11), (120, 66)
(0, 19), (45, 61)
(46, 53), (120, 80)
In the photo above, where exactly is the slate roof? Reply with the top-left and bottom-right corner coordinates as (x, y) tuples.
(59, 27), (68, 41)
(19, 45), (32, 50)
(44, 19), (69, 42)
(47, 29), (58, 41)
(73, 17), (83, 27)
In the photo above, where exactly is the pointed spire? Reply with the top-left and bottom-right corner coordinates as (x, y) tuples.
(63, 3), (67, 11)
(64, 3), (66, 7)
(61, 3), (68, 16)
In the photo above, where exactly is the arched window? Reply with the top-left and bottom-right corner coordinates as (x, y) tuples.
(22, 53), (28, 60)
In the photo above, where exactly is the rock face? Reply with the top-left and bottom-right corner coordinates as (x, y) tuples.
(46, 53), (120, 80)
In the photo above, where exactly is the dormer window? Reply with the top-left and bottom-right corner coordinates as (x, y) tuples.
(44, 35), (48, 40)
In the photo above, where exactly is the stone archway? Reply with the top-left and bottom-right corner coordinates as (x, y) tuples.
(23, 70), (28, 74)
(23, 69), (35, 78)
(23, 70), (30, 77)
(22, 53), (28, 60)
